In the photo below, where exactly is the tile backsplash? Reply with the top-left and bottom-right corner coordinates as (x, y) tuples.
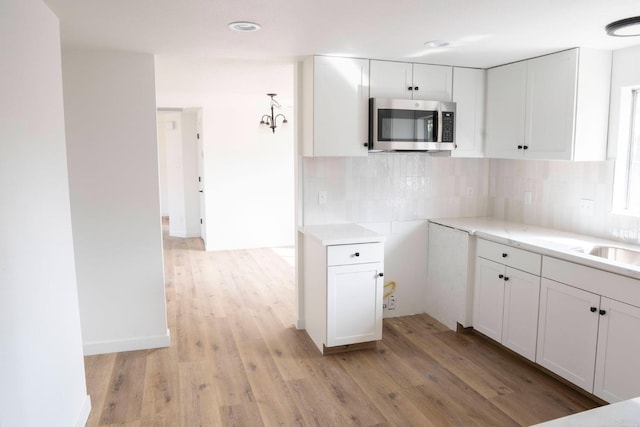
(302, 153), (490, 225)
(489, 159), (640, 244)
(302, 154), (640, 245)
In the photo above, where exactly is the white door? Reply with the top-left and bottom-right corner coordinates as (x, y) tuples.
(485, 61), (527, 158)
(536, 278), (600, 392)
(196, 116), (206, 244)
(369, 60), (413, 99)
(501, 267), (540, 361)
(594, 298), (640, 402)
(313, 56), (370, 156)
(452, 67), (486, 158)
(411, 64), (453, 101)
(326, 262), (383, 346)
(473, 257), (505, 342)
(525, 49), (577, 160)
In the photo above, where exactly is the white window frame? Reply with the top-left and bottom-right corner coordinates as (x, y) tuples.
(613, 87), (640, 216)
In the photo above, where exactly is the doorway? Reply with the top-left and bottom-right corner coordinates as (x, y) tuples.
(156, 107), (205, 241)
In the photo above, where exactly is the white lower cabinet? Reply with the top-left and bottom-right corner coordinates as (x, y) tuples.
(536, 278), (600, 391)
(538, 257), (640, 402)
(473, 239), (541, 361)
(474, 258), (540, 361)
(327, 263), (383, 347)
(501, 267), (541, 361)
(594, 297), (640, 402)
(425, 222), (475, 331)
(303, 233), (384, 354)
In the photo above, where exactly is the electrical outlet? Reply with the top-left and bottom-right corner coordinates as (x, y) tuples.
(318, 190), (327, 205)
(524, 191), (533, 205)
(466, 187), (474, 198)
(579, 198), (595, 216)
(388, 295), (396, 310)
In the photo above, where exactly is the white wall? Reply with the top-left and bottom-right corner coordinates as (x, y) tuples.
(157, 115), (171, 216)
(0, 0), (90, 425)
(63, 49), (170, 355)
(155, 57), (295, 250)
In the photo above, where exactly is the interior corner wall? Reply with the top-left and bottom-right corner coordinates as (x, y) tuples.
(157, 115), (171, 217)
(62, 49), (170, 355)
(154, 57), (295, 250)
(0, 0), (90, 425)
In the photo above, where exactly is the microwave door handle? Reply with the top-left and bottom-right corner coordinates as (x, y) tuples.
(437, 110), (443, 143)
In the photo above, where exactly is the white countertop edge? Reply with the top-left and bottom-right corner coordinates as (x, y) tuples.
(429, 217), (640, 280)
(299, 223), (386, 246)
(531, 396), (640, 426)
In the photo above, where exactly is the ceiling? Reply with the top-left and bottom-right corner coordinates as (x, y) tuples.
(44, 0), (640, 68)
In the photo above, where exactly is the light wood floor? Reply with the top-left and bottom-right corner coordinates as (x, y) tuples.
(84, 222), (600, 426)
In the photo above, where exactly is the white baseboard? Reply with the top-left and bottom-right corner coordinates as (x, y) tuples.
(75, 395), (92, 427)
(83, 329), (171, 355)
(169, 229), (201, 238)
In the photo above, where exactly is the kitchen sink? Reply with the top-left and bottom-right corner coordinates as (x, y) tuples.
(577, 245), (640, 266)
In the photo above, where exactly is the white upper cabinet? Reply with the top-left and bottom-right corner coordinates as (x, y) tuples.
(370, 60), (452, 101)
(452, 67), (486, 157)
(302, 56), (370, 157)
(485, 61), (528, 158)
(524, 50), (578, 159)
(485, 48), (612, 161)
(369, 60), (413, 99)
(412, 63), (453, 101)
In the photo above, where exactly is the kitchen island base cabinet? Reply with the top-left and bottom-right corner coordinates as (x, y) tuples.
(302, 227), (384, 355)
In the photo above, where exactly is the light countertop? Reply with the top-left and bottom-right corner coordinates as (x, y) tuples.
(299, 223), (386, 246)
(531, 396), (640, 426)
(430, 217), (640, 280)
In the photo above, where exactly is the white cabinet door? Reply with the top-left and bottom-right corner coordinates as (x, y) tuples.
(411, 64), (453, 101)
(502, 267), (540, 361)
(327, 262), (383, 347)
(452, 67), (485, 158)
(369, 61), (452, 101)
(473, 257), (505, 342)
(304, 56), (370, 157)
(594, 298), (640, 403)
(369, 60), (412, 99)
(525, 49), (577, 160)
(537, 278), (600, 392)
(485, 61), (527, 159)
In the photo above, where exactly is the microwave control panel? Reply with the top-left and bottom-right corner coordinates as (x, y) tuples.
(441, 112), (454, 142)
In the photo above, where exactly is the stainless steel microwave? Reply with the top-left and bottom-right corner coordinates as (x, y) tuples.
(369, 98), (456, 152)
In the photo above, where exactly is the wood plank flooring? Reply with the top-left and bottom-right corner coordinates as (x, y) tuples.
(84, 221), (601, 426)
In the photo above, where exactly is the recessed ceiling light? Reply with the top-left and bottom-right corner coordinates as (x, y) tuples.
(228, 21), (261, 32)
(606, 16), (640, 37)
(424, 40), (451, 48)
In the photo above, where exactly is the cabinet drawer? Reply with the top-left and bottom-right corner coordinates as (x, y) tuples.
(477, 239), (541, 275)
(327, 242), (383, 266)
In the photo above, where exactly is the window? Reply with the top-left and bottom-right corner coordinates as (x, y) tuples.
(627, 90), (640, 211)
(613, 88), (640, 215)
